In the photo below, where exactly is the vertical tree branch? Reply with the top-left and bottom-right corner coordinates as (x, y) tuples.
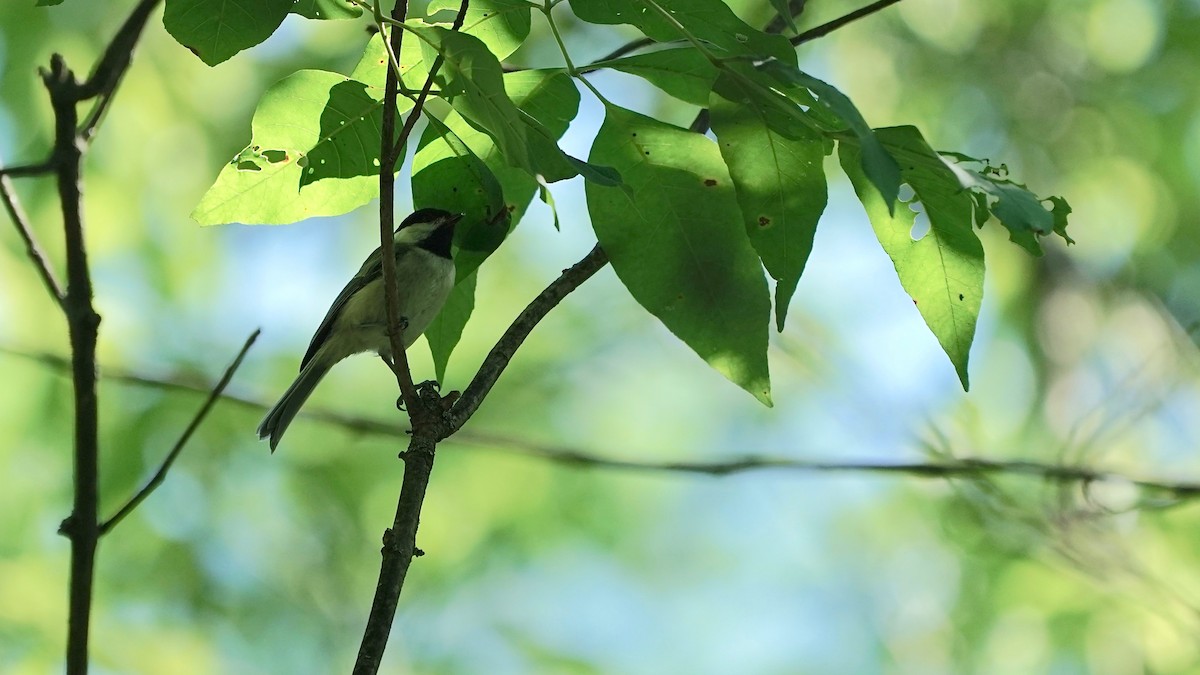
(41, 54), (102, 675)
(355, 2), (469, 672)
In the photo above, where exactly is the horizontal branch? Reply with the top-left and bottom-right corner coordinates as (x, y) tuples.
(9, 345), (1199, 501)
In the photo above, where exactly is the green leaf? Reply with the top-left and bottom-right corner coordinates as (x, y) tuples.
(192, 70), (409, 225)
(404, 24), (616, 185)
(840, 126), (984, 390)
(163, 0), (292, 66)
(412, 114), (508, 278)
(571, 0), (796, 65)
(938, 153), (1075, 255)
(589, 48), (719, 107)
(291, 0), (362, 20)
(759, 62), (901, 212)
(350, 32), (430, 90)
(426, 0), (531, 60)
(710, 73), (830, 332)
(426, 270), (477, 384)
(586, 104), (772, 405)
(768, 0), (798, 33)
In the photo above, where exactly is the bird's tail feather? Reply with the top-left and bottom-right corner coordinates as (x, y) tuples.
(257, 358), (330, 452)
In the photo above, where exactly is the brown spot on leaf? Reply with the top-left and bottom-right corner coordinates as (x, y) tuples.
(758, 216), (771, 227)
(704, 178), (718, 187)
(958, 293), (964, 301)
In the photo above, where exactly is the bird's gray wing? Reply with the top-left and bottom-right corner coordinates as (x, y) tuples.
(299, 246), (385, 370)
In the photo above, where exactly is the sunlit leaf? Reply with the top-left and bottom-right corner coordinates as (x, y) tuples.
(192, 70), (409, 225)
(586, 104), (772, 405)
(841, 126), (984, 390)
(427, 0), (531, 60)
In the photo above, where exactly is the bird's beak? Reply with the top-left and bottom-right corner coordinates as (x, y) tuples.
(445, 213), (464, 229)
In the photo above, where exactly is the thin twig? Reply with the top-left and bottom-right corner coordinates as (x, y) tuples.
(0, 160), (55, 178)
(595, 36), (654, 62)
(98, 330), (260, 535)
(790, 0), (903, 45)
(10, 346), (1200, 503)
(0, 156), (65, 305)
(78, 0), (163, 140)
(445, 244), (609, 433)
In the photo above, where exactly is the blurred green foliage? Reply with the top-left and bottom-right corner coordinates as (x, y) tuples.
(3, 0), (1200, 673)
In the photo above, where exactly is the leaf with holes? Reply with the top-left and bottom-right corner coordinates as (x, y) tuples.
(586, 104), (772, 405)
(710, 73), (830, 332)
(840, 126), (984, 390)
(164, 0), (292, 66)
(192, 70), (411, 225)
(938, 152), (1075, 255)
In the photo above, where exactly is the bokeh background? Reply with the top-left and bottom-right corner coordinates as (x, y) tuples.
(3, 0), (1200, 672)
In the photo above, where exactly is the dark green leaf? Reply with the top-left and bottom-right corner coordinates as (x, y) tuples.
(759, 61), (901, 212)
(426, 270), (477, 384)
(768, 0), (798, 33)
(710, 73), (829, 332)
(404, 24), (617, 185)
(571, 0), (796, 65)
(163, 0), (292, 66)
(840, 126), (984, 390)
(426, 0), (531, 60)
(586, 104), (772, 405)
(412, 115), (509, 278)
(291, 0), (362, 20)
(589, 48), (719, 107)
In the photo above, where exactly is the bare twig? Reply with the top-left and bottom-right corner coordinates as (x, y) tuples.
(11, 346), (1200, 504)
(445, 244), (609, 432)
(0, 160), (55, 178)
(99, 330), (260, 535)
(790, 0), (903, 45)
(0, 157), (64, 305)
(78, 0), (163, 140)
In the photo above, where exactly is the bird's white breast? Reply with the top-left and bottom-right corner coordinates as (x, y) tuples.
(333, 247), (456, 358)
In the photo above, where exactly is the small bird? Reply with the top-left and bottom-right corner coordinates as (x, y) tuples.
(257, 208), (463, 451)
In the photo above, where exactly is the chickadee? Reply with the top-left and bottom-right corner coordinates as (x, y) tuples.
(257, 208), (463, 451)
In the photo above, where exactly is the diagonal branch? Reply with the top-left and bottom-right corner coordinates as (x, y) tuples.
(0, 158), (65, 305)
(78, 0), (164, 140)
(98, 329), (260, 536)
(790, 0), (904, 45)
(445, 244), (609, 433)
